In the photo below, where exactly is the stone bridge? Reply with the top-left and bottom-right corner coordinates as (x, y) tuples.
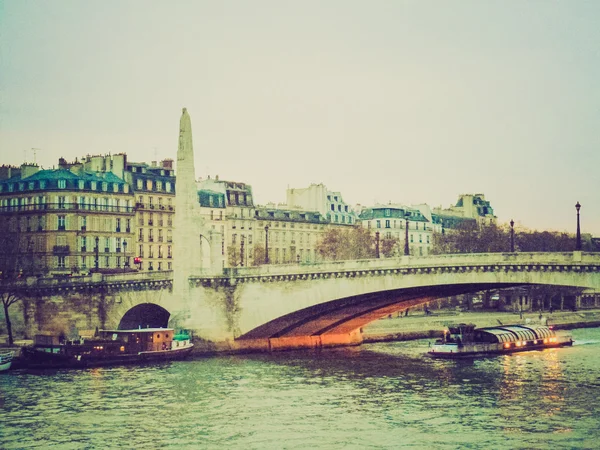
(11, 251), (600, 351)
(181, 251), (600, 351)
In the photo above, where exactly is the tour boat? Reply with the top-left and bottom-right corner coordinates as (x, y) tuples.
(427, 323), (573, 359)
(0, 350), (14, 372)
(20, 328), (194, 369)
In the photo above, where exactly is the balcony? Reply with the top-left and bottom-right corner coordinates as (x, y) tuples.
(53, 245), (70, 255)
(104, 247), (110, 253)
(136, 203), (145, 208)
(149, 204), (155, 209)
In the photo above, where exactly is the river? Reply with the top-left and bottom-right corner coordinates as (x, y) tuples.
(2, 327), (600, 449)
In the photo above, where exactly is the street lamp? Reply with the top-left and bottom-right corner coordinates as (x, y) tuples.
(375, 231), (380, 258)
(264, 225), (269, 264)
(94, 236), (99, 269)
(240, 235), (245, 267)
(123, 240), (128, 272)
(404, 212), (410, 256)
(510, 219), (515, 252)
(575, 201), (582, 251)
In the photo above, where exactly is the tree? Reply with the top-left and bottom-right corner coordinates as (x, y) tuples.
(251, 244), (266, 267)
(316, 227), (377, 261)
(381, 236), (401, 257)
(0, 216), (25, 345)
(431, 222), (590, 255)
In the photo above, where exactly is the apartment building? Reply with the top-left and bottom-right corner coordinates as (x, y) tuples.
(0, 161), (135, 275)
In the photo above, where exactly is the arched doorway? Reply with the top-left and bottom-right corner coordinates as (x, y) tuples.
(118, 303), (170, 329)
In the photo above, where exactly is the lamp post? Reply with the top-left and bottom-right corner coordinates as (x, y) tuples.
(510, 219), (515, 252)
(375, 231), (380, 258)
(94, 236), (99, 269)
(240, 235), (245, 267)
(575, 201), (582, 251)
(264, 225), (269, 264)
(404, 212), (410, 256)
(123, 240), (128, 272)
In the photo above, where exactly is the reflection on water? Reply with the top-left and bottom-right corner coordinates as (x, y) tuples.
(2, 329), (600, 449)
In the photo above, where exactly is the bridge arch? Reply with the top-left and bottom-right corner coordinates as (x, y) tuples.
(118, 303), (170, 330)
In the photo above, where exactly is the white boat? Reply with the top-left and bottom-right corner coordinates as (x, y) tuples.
(0, 350), (14, 372)
(428, 323), (573, 358)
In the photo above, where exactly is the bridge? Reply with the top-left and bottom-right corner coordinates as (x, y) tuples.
(10, 251), (600, 351)
(186, 251), (600, 350)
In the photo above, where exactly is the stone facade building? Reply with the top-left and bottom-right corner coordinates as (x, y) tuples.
(358, 205), (438, 256)
(0, 158), (134, 276)
(126, 159), (176, 272)
(433, 193), (497, 227)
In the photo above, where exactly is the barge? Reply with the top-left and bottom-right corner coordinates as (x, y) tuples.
(428, 323), (573, 358)
(20, 328), (193, 369)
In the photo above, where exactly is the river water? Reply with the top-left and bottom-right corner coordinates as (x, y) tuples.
(2, 327), (600, 449)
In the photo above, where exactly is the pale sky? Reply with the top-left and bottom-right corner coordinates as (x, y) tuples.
(1, 1), (598, 234)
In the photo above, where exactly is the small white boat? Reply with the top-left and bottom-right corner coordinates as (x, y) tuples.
(428, 323), (573, 358)
(0, 350), (14, 372)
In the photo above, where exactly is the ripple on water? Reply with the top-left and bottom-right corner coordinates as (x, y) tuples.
(2, 328), (600, 448)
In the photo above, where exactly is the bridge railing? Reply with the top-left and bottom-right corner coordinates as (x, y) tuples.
(223, 251), (600, 278)
(4, 270), (173, 289)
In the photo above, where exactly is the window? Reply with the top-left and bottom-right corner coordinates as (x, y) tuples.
(165, 182), (172, 192)
(156, 180), (162, 191)
(376, 220), (381, 228)
(57, 256), (66, 268)
(57, 215), (66, 230)
(426, 235), (430, 244)
(90, 181), (97, 190)
(58, 180), (66, 189)
(385, 220), (390, 228)
(102, 182), (108, 191)
(58, 196), (66, 209)
(137, 179), (143, 190)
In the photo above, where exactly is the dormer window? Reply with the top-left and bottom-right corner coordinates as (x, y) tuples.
(90, 181), (97, 190)
(58, 180), (66, 189)
(78, 180), (85, 190)
(101, 182), (108, 191)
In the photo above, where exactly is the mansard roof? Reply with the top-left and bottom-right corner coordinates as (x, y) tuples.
(255, 207), (328, 224)
(359, 207), (429, 222)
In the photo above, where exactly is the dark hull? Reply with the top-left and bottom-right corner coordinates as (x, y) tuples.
(19, 345), (194, 369)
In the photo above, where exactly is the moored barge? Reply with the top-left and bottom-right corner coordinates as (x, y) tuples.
(20, 328), (193, 369)
(428, 323), (573, 358)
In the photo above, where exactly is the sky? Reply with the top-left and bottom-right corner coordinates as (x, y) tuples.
(1, 1), (598, 235)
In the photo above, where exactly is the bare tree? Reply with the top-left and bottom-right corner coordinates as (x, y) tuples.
(316, 227), (376, 261)
(0, 216), (25, 345)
